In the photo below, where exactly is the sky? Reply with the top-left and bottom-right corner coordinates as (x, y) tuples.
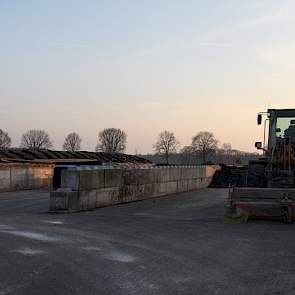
(1, 0), (295, 154)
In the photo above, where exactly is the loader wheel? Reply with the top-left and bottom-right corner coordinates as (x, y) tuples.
(247, 163), (266, 187)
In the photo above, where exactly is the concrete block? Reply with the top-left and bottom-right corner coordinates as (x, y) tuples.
(199, 166), (206, 178)
(151, 168), (162, 183)
(181, 168), (191, 180)
(179, 167), (185, 180)
(133, 184), (145, 200)
(27, 167), (43, 189)
(166, 181), (178, 194)
(130, 184), (154, 201)
(27, 167), (40, 188)
(79, 170), (104, 190)
(0, 164), (54, 192)
(192, 179), (200, 190)
(176, 168), (182, 181)
(49, 165), (220, 212)
(95, 187), (121, 206)
(192, 168), (198, 179)
(167, 168), (179, 182)
(61, 169), (80, 190)
(177, 180), (189, 193)
(123, 169), (152, 185)
(96, 188), (113, 207)
(130, 183), (154, 201)
(10, 166), (28, 190)
(152, 183), (161, 196)
(162, 168), (171, 182)
(27, 166), (52, 189)
(121, 185), (136, 201)
(118, 187), (130, 203)
(192, 167), (198, 179)
(157, 182), (168, 196)
(67, 191), (80, 211)
(187, 179), (194, 191)
(141, 169), (153, 184)
(116, 185), (136, 202)
(50, 189), (71, 211)
(142, 183), (155, 199)
(79, 190), (97, 210)
(189, 179), (196, 190)
(122, 170), (132, 185)
(104, 169), (123, 188)
(0, 166), (11, 191)
(198, 178), (205, 188)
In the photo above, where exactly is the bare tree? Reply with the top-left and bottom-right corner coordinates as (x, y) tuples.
(20, 129), (53, 150)
(96, 128), (127, 153)
(221, 143), (232, 152)
(178, 145), (194, 165)
(154, 130), (180, 165)
(0, 129), (11, 149)
(191, 131), (218, 164)
(63, 132), (82, 152)
(181, 145), (193, 154)
(221, 142), (232, 164)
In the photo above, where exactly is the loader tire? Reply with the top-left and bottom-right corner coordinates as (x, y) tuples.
(247, 163), (266, 187)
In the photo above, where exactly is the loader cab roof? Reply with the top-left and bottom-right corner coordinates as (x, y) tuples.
(268, 109), (295, 118)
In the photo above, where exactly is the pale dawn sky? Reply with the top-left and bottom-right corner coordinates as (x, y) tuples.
(1, 0), (295, 153)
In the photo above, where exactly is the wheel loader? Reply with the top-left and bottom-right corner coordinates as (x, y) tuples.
(225, 108), (295, 223)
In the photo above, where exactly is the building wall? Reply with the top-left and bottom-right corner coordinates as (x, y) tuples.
(50, 165), (220, 212)
(0, 164), (54, 192)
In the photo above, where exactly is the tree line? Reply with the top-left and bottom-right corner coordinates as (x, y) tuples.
(154, 130), (218, 164)
(0, 128), (257, 165)
(0, 128), (127, 153)
(153, 130), (259, 165)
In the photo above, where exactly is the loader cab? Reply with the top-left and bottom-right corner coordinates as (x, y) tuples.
(268, 109), (295, 150)
(257, 109), (295, 153)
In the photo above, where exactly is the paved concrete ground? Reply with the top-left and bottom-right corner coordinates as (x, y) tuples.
(0, 189), (295, 295)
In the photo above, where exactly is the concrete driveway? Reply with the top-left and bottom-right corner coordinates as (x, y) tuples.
(0, 188), (295, 295)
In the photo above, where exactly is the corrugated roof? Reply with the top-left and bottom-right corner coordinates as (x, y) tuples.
(0, 149), (153, 165)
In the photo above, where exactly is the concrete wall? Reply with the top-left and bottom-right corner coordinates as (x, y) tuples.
(0, 164), (54, 192)
(50, 165), (220, 212)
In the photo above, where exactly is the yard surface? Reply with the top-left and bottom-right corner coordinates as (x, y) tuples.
(0, 188), (294, 295)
